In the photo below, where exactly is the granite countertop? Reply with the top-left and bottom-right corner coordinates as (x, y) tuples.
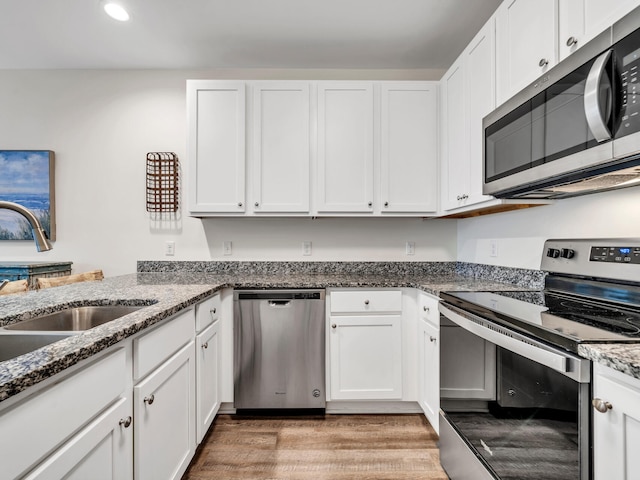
(1, 265), (638, 405)
(578, 343), (640, 380)
(0, 270), (528, 404)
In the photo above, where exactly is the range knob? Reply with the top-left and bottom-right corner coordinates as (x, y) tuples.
(561, 248), (575, 259)
(546, 248), (560, 258)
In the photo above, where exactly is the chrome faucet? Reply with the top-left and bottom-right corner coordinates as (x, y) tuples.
(0, 279), (8, 292)
(0, 201), (52, 252)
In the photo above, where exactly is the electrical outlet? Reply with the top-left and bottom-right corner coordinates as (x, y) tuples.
(165, 241), (175, 256)
(406, 241), (415, 255)
(302, 241), (312, 256)
(223, 241), (232, 256)
(490, 239), (498, 257)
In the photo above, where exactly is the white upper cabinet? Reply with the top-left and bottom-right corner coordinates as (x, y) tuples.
(442, 16), (495, 212)
(559, 0), (640, 60)
(317, 82), (375, 213)
(252, 82), (311, 213)
(380, 82), (438, 213)
(496, 0), (558, 105)
(187, 81), (246, 214)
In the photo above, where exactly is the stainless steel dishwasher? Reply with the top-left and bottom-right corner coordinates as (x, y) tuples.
(233, 289), (326, 410)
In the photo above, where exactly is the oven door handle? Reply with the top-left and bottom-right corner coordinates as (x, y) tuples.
(440, 303), (569, 375)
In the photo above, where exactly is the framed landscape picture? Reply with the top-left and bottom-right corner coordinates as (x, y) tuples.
(0, 150), (55, 241)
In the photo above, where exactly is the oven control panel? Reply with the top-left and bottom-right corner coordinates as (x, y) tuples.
(542, 238), (640, 283)
(590, 246), (640, 264)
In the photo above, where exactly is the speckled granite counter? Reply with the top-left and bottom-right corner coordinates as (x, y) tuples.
(0, 264), (538, 404)
(579, 343), (640, 380)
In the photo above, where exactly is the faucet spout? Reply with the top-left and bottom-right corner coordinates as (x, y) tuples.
(0, 201), (53, 252)
(0, 279), (8, 291)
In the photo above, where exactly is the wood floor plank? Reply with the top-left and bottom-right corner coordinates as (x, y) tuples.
(183, 414), (448, 480)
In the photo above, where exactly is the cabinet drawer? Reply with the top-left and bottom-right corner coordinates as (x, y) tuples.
(330, 290), (402, 314)
(134, 309), (195, 381)
(0, 348), (126, 480)
(195, 294), (220, 332)
(418, 293), (440, 327)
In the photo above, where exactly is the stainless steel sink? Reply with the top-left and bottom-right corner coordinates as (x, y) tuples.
(0, 334), (73, 362)
(3, 305), (143, 332)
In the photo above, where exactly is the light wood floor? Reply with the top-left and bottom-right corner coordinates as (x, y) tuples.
(183, 413), (449, 480)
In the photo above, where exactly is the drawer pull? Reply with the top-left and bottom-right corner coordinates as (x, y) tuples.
(539, 58), (549, 67)
(210, 308), (217, 315)
(202, 342), (209, 349)
(430, 336), (437, 343)
(364, 300), (370, 305)
(143, 394), (155, 406)
(566, 36), (578, 47)
(423, 306), (429, 312)
(119, 416), (132, 428)
(331, 324), (337, 329)
(592, 398), (612, 413)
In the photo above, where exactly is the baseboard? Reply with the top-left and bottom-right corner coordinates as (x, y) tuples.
(326, 401), (422, 414)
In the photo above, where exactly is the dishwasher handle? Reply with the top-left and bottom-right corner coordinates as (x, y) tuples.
(235, 289), (325, 301)
(268, 300), (291, 308)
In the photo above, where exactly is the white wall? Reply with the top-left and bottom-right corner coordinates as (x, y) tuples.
(457, 186), (640, 270)
(0, 68), (454, 276)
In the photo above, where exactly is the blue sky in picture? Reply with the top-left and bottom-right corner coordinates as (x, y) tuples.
(0, 150), (51, 237)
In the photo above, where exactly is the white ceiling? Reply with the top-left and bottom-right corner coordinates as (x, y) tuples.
(0, 0), (503, 70)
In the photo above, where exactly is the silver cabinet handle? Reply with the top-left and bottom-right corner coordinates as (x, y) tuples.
(566, 36), (578, 47)
(331, 324), (337, 329)
(238, 202), (243, 207)
(367, 201), (373, 207)
(143, 394), (155, 405)
(254, 202), (259, 207)
(384, 202), (389, 208)
(539, 58), (549, 67)
(210, 308), (217, 316)
(457, 194), (469, 201)
(584, 49), (613, 142)
(592, 398), (612, 413)
(364, 299), (370, 305)
(429, 336), (437, 343)
(202, 342), (209, 349)
(423, 306), (429, 312)
(119, 416), (132, 428)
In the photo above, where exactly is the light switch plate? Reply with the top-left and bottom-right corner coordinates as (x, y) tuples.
(302, 241), (312, 256)
(223, 241), (232, 256)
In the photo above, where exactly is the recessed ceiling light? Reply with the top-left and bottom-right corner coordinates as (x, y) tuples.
(102, 2), (130, 22)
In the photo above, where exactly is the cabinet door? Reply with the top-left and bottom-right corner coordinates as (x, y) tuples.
(187, 80), (246, 214)
(465, 17), (496, 205)
(441, 57), (469, 210)
(559, 0), (640, 61)
(317, 82), (374, 213)
(329, 315), (402, 400)
(496, 0), (557, 105)
(134, 342), (196, 480)
(196, 321), (220, 444)
(440, 323), (496, 400)
(419, 319), (440, 434)
(593, 365), (640, 480)
(252, 82), (310, 213)
(380, 82), (438, 213)
(24, 398), (132, 480)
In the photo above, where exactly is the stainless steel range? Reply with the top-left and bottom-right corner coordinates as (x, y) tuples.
(438, 238), (640, 480)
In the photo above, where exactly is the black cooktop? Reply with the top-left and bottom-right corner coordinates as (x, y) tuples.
(440, 289), (640, 353)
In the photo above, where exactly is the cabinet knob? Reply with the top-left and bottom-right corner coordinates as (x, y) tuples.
(592, 398), (612, 413)
(254, 202), (259, 207)
(429, 336), (437, 343)
(368, 201), (373, 208)
(202, 342), (209, 349)
(210, 308), (216, 316)
(539, 58), (549, 67)
(331, 324), (337, 329)
(119, 416), (132, 428)
(423, 306), (429, 312)
(384, 202), (389, 208)
(566, 36), (578, 47)
(143, 394), (155, 405)
(238, 202), (243, 207)
(364, 299), (370, 305)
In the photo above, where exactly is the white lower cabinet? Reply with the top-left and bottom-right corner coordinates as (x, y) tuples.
(593, 363), (640, 480)
(24, 397), (132, 480)
(196, 319), (221, 443)
(417, 292), (440, 433)
(328, 289), (403, 400)
(134, 341), (196, 480)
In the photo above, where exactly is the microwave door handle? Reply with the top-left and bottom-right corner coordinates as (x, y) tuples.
(584, 49), (613, 142)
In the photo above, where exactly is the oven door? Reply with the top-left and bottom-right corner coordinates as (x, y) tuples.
(438, 302), (591, 480)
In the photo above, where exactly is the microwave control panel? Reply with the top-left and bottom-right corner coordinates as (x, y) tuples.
(616, 26), (640, 137)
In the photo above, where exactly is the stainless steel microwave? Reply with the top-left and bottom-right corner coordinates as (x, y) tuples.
(483, 7), (640, 199)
